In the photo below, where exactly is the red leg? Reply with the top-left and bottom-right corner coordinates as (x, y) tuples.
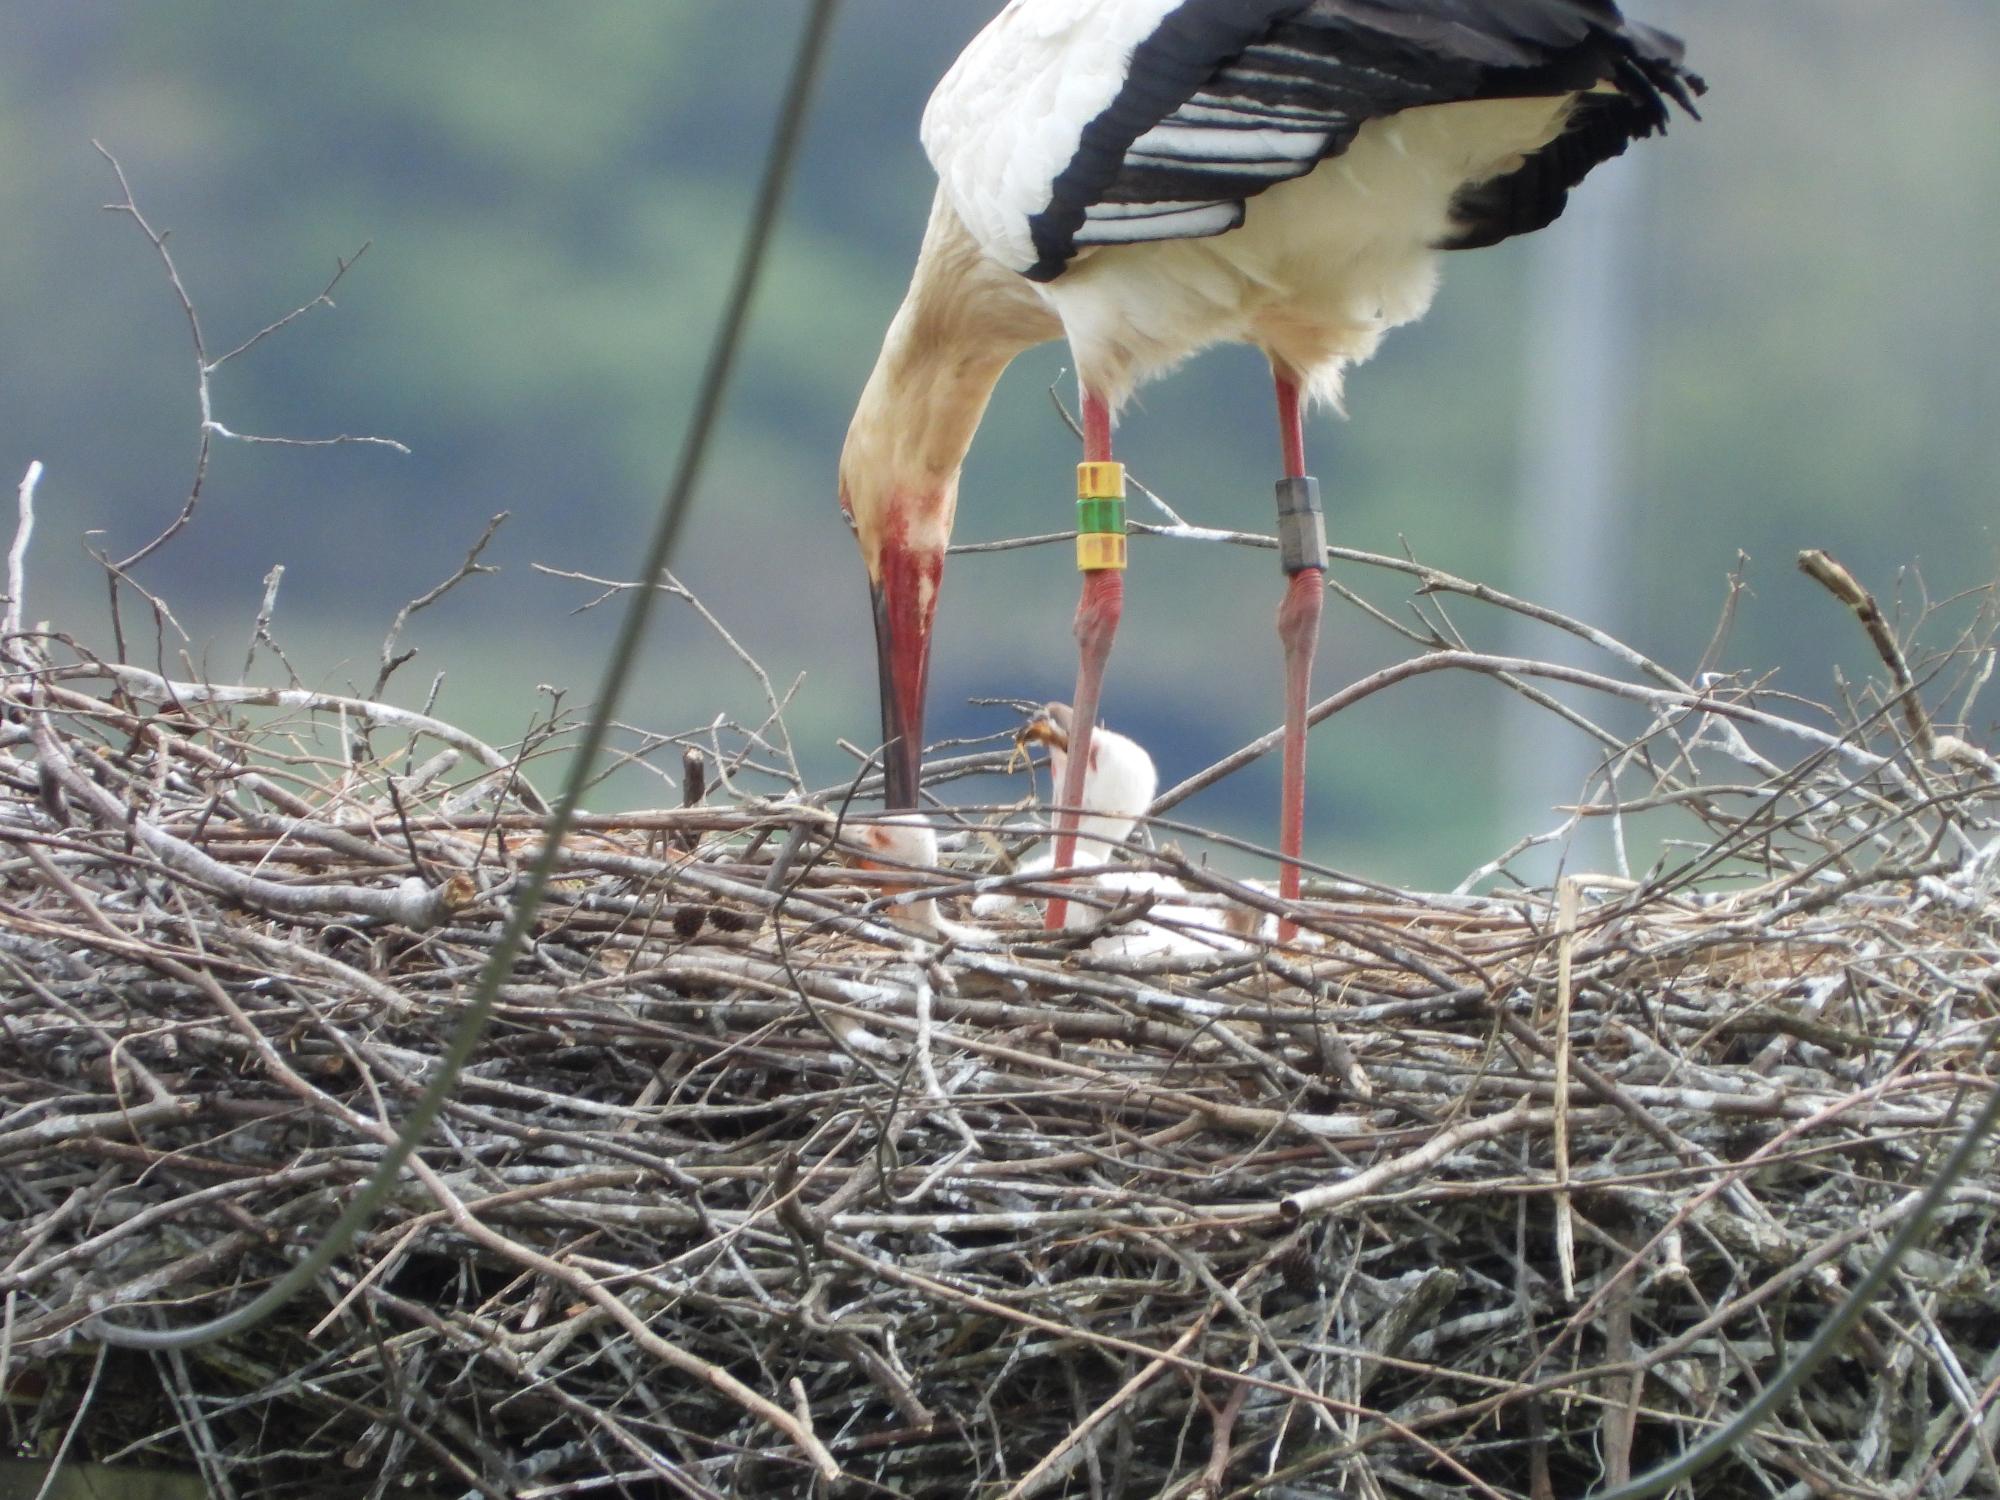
(1273, 372), (1325, 940)
(1277, 569), (1323, 905)
(1083, 390), (1113, 467)
(1275, 370), (1308, 483)
(1048, 388), (1121, 931)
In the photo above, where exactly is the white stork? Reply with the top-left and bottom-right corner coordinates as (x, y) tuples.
(839, 0), (1700, 924)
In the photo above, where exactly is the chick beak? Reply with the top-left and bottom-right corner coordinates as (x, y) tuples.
(1015, 703), (1072, 759)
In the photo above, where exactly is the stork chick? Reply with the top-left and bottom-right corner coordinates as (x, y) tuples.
(847, 815), (983, 943)
(969, 704), (1231, 955)
(1019, 701), (1155, 867)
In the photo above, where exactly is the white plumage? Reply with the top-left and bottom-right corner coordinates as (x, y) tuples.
(921, 1), (1163, 271)
(1029, 95), (1572, 409)
(1022, 701), (1156, 860)
(923, 0), (1576, 408)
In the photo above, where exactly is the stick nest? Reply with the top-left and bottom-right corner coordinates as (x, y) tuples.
(5, 600), (2000, 1500)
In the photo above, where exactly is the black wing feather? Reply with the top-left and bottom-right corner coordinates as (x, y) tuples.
(1023, 0), (1703, 282)
(1438, 13), (1700, 248)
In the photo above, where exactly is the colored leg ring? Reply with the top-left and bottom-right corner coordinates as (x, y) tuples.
(1077, 462), (1128, 573)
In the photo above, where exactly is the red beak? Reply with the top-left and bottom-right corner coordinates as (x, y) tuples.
(870, 556), (935, 810)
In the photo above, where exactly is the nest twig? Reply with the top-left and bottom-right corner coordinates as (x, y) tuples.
(4, 532), (2000, 1499)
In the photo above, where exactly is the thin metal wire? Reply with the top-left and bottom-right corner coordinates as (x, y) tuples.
(88, 0), (844, 1351)
(1591, 1066), (2000, 1499)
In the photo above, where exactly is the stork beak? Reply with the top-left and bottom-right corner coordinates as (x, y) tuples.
(871, 577), (930, 809)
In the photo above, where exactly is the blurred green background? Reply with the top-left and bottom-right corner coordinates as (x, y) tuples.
(3, 2), (1994, 888)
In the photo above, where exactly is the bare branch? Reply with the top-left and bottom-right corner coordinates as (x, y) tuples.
(200, 421), (411, 454)
(374, 512), (508, 698)
(4, 421), (1997, 1499)
(534, 562), (807, 793)
(1802, 547), (1934, 756)
(238, 563), (296, 686)
(210, 241), (374, 369)
(62, 657), (549, 813)
(4, 459), (42, 642)
(95, 141), (213, 569)
(94, 142), (408, 573)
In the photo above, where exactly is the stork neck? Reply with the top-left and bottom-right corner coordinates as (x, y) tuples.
(842, 192), (1060, 554)
(842, 197), (1060, 810)
(848, 332), (1009, 522)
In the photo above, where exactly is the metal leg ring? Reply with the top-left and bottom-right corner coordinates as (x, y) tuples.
(1275, 475), (1327, 575)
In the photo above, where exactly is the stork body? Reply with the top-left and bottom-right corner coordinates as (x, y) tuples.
(1021, 701), (1157, 861)
(841, 0), (1700, 919)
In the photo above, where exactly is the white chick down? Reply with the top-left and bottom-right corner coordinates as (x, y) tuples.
(848, 814), (983, 944)
(858, 716), (1311, 957)
(974, 704), (1252, 957)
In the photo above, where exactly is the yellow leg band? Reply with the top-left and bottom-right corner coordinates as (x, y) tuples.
(1076, 461), (1126, 500)
(1076, 531), (1128, 572)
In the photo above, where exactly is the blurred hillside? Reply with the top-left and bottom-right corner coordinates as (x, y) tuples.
(3, 1), (1995, 887)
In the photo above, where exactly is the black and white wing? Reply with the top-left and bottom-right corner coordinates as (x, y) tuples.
(922, 0), (1701, 282)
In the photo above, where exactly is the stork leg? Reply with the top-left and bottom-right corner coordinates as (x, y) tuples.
(1048, 389), (1122, 931)
(1273, 372), (1327, 939)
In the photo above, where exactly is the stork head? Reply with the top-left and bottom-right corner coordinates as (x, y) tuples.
(1018, 702), (1158, 854)
(839, 310), (972, 814)
(846, 814), (947, 935)
(847, 814), (941, 884)
(840, 192), (1060, 812)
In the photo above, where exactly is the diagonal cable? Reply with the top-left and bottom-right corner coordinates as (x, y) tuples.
(1590, 1066), (2000, 1499)
(90, 0), (844, 1351)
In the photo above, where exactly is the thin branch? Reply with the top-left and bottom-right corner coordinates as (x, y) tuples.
(94, 141), (408, 574)
(239, 563), (296, 686)
(28, 1344), (107, 1500)
(210, 241), (374, 368)
(64, 659), (548, 812)
(534, 562), (807, 793)
(373, 512), (508, 698)
(95, 141), (213, 569)
(4, 459), (41, 641)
